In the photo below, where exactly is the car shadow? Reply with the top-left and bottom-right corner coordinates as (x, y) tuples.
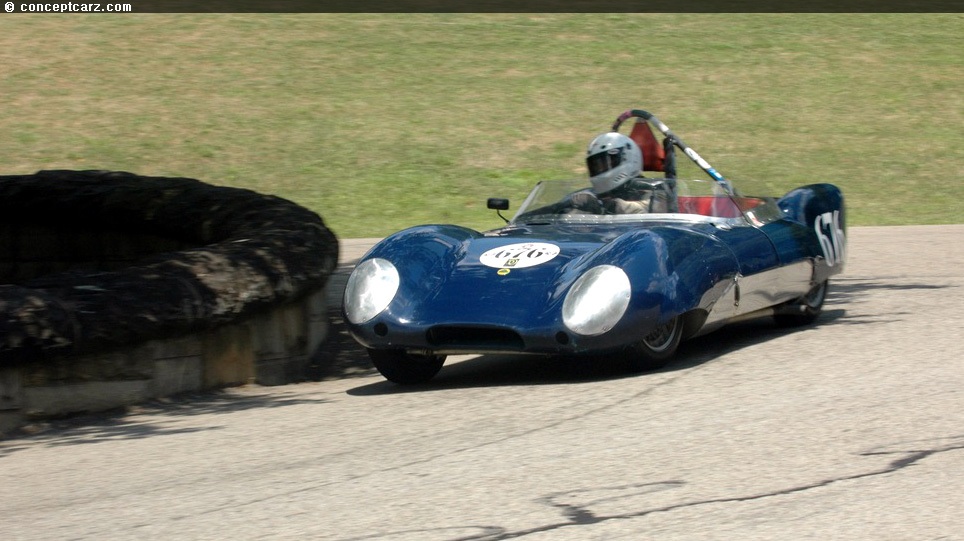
(343, 275), (951, 395)
(346, 308), (849, 396)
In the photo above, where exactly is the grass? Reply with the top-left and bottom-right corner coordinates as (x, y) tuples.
(1, 14), (961, 238)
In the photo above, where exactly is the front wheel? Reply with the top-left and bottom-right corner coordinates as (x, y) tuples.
(628, 315), (683, 372)
(368, 349), (446, 384)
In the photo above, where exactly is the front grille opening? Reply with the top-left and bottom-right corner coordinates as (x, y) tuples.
(426, 326), (525, 350)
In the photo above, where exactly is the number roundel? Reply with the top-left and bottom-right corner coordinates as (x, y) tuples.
(813, 210), (846, 267)
(480, 242), (561, 269)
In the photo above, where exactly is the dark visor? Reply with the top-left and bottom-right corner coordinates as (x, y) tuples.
(587, 149), (624, 177)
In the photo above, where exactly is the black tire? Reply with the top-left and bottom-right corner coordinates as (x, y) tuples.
(368, 349), (446, 384)
(774, 280), (828, 327)
(628, 315), (683, 372)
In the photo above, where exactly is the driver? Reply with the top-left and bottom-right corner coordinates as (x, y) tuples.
(569, 132), (674, 214)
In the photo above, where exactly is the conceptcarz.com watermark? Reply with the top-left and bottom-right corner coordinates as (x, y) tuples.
(5, 2), (132, 11)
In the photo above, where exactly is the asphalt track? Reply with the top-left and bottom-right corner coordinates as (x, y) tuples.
(1, 225), (962, 540)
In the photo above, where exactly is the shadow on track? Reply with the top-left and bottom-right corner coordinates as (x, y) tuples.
(0, 391), (330, 452)
(347, 307), (850, 396)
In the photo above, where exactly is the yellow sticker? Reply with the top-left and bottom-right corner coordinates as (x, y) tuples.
(497, 268), (510, 276)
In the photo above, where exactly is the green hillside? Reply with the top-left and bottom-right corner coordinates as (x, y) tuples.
(2, 14), (961, 237)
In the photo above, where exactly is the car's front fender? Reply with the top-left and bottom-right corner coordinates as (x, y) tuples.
(558, 226), (741, 342)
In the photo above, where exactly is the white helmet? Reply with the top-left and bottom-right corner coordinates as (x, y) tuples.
(586, 132), (643, 194)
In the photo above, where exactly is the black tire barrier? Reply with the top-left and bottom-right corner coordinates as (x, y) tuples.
(0, 170), (339, 362)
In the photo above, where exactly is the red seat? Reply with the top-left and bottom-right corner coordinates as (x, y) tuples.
(628, 120), (666, 173)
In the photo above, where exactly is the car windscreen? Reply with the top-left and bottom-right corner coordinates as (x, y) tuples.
(511, 178), (752, 225)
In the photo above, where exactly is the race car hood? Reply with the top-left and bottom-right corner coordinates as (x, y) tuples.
(354, 221), (731, 331)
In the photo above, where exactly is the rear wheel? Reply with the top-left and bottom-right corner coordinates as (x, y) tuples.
(628, 315), (683, 372)
(368, 349), (446, 384)
(774, 280), (828, 327)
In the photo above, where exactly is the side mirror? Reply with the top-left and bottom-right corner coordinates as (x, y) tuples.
(487, 198), (509, 211)
(487, 198), (510, 223)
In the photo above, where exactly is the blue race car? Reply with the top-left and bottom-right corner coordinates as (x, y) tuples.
(343, 109), (846, 384)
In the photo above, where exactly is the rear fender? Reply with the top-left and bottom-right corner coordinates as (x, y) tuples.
(778, 184), (847, 277)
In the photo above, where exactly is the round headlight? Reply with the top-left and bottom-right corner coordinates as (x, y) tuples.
(562, 265), (631, 336)
(344, 258), (400, 324)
